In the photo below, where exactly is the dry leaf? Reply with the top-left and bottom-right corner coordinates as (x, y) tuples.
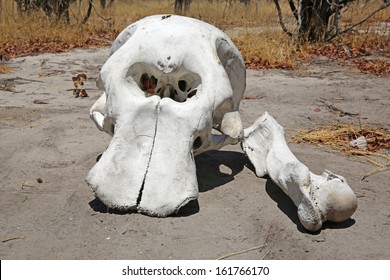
(79, 89), (89, 98)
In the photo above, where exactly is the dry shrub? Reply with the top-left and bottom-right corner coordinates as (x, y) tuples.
(0, 65), (12, 73)
(232, 30), (296, 69)
(189, 0), (278, 28)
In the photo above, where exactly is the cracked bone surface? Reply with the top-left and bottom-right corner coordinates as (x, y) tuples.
(87, 15), (245, 216)
(242, 112), (358, 231)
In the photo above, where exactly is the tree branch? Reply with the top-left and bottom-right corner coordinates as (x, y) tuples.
(287, 0), (298, 21)
(82, 0), (93, 24)
(82, 0), (111, 24)
(334, 0), (340, 36)
(326, 1), (390, 41)
(273, 0), (293, 37)
(338, 0), (356, 7)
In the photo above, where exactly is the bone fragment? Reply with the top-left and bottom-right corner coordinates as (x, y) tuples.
(242, 112), (358, 231)
(349, 136), (368, 150)
(220, 111), (243, 139)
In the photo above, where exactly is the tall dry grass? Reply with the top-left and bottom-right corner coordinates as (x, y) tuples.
(0, 0), (389, 71)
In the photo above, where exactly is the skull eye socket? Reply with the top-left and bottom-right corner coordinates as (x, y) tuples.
(127, 63), (201, 103)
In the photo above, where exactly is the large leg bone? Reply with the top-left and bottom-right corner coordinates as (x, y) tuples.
(242, 112), (358, 231)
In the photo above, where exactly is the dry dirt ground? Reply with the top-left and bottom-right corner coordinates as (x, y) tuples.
(0, 48), (389, 260)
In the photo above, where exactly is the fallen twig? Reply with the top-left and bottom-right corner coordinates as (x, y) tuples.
(2, 236), (25, 243)
(33, 99), (51, 104)
(65, 88), (99, 91)
(361, 165), (390, 181)
(261, 249), (271, 260)
(217, 243), (267, 260)
(319, 98), (359, 117)
(21, 170), (35, 189)
(15, 77), (44, 83)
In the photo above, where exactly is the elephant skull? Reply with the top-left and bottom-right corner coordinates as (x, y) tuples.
(87, 15), (246, 216)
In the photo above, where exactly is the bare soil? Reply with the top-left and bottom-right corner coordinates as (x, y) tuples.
(1, 48), (389, 259)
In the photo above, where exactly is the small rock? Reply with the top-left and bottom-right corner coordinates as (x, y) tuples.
(37, 178), (43, 183)
(219, 164), (232, 176)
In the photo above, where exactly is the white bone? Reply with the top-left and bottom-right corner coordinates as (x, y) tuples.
(242, 112), (358, 231)
(87, 15), (246, 216)
(89, 92), (106, 131)
(220, 111), (243, 139)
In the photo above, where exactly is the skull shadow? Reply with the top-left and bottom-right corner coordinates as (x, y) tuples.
(265, 180), (356, 234)
(195, 150), (250, 193)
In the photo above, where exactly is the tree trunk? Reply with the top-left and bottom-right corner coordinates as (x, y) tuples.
(174, 0), (190, 15)
(174, 0), (183, 14)
(298, 0), (332, 42)
(82, 0), (93, 24)
(184, 0), (190, 15)
(99, 0), (114, 9)
(240, 0), (250, 5)
(15, 0), (70, 23)
(54, 0), (70, 22)
(274, 0), (360, 43)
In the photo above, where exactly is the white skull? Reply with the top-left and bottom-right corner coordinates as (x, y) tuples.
(87, 15), (246, 216)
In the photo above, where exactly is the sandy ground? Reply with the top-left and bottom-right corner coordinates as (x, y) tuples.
(0, 48), (389, 260)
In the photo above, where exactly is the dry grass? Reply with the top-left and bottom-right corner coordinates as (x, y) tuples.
(0, 65), (12, 73)
(233, 29), (296, 69)
(292, 124), (390, 151)
(0, 0), (389, 74)
(291, 123), (390, 179)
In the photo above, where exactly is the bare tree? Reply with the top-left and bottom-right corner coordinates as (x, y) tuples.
(99, 0), (114, 9)
(273, 0), (390, 42)
(81, 0), (112, 24)
(15, 0), (70, 22)
(174, 0), (191, 15)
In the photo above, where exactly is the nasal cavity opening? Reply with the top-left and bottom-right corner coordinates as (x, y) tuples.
(127, 63), (201, 103)
(140, 73), (158, 94)
(178, 80), (186, 91)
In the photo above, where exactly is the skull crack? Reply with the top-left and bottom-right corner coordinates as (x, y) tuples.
(136, 100), (161, 207)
